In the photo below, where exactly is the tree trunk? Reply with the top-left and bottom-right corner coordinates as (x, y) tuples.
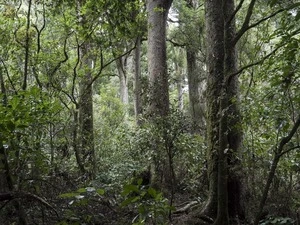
(134, 36), (143, 122)
(78, 41), (95, 177)
(76, 0), (95, 177)
(186, 47), (205, 134)
(203, 0), (225, 220)
(224, 0), (245, 222)
(147, 0), (172, 117)
(116, 57), (129, 106)
(175, 62), (184, 111)
(203, 0), (244, 223)
(73, 106), (86, 174)
(146, 0), (173, 189)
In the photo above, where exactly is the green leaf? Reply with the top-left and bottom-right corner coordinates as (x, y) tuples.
(59, 192), (79, 198)
(147, 187), (157, 198)
(268, 0), (278, 7)
(121, 184), (139, 196)
(121, 196), (140, 207)
(6, 120), (15, 132)
(76, 188), (86, 193)
(96, 188), (105, 195)
(295, 11), (300, 21)
(137, 178), (143, 186)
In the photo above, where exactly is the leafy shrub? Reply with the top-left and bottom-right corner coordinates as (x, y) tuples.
(121, 180), (174, 225)
(259, 216), (295, 225)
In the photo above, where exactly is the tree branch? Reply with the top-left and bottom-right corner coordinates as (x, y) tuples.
(277, 115), (300, 154)
(254, 115), (300, 225)
(167, 38), (186, 47)
(226, 0), (245, 26)
(279, 145), (300, 157)
(227, 42), (284, 83)
(233, 0), (256, 44)
(234, 3), (300, 45)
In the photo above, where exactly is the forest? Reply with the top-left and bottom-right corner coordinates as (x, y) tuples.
(0, 0), (299, 224)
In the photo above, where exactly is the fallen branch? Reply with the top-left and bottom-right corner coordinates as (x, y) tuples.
(0, 191), (59, 218)
(174, 200), (199, 214)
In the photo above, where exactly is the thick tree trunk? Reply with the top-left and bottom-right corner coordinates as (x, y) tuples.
(146, 0), (173, 189)
(147, 0), (172, 117)
(224, 0), (245, 222)
(203, 0), (225, 220)
(203, 0), (244, 223)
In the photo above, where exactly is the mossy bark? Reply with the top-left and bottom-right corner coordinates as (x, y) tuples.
(203, 0), (244, 223)
(146, 0), (173, 190)
(204, 0), (226, 220)
(147, 0), (172, 117)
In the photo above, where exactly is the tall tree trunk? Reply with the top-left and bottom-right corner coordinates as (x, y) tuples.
(203, 0), (244, 223)
(203, 0), (225, 219)
(78, 42), (95, 177)
(176, 66), (184, 111)
(134, 36), (142, 123)
(76, 0), (95, 177)
(224, 0), (245, 221)
(146, 0), (173, 189)
(147, 0), (172, 117)
(116, 57), (129, 106)
(186, 47), (205, 134)
(73, 105), (86, 174)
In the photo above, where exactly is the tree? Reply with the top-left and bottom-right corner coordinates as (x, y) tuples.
(147, 0), (173, 117)
(204, 0), (228, 223)
(185, 0), (206, 134)
(146, 0), (174, 191)
(203, 0), (300, 224)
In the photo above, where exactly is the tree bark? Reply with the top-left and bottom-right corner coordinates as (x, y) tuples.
(78, 41), (95, 178)
(224, 0), (245, 222)
(146, 0), (173, 189)
(203, 0), (245, 223)
(76, 0), (95, 177)
(186, 47), (205, 134)
(134, 36), (143, 122)
(203, 0), (225, 220)
(147, 0), (172, 117)
(116, 57), (129, 106)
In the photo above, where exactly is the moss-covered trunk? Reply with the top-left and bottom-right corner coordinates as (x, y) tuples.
(204, 0), (226, 220)
(204, 0), (244, 223)
(224, 0), (245, 221)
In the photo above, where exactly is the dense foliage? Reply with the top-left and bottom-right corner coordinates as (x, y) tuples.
(0, 0), (299, 225)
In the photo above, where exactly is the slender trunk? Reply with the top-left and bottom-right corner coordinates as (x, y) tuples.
(116, 57), (129, 105)
(254, 116), (300, 225)
(73, 106), (86, 174)
(76, 0), (95, 177)
(22, 0), (32, 91)
(134, 36), (142, 122)
(1, 65), (27, 225)
(176, 64), (184, 111)
(50, 123), (54, 168)
(186, 47), (204, 133)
